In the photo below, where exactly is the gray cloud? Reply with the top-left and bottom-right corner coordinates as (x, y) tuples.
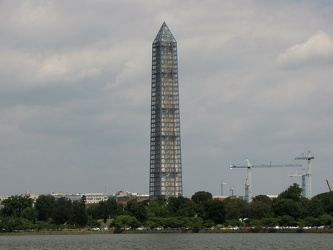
(277, 31), (333, 68)
(0, 0), (332, 197)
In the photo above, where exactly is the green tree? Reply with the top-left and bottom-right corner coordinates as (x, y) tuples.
(155, 196), (168, 206)
(191, 191), (213, 205)
(277, 215), (297, 227)
(35, 195), (55, 221)
(106, 198), (122, 219)
(303, 216), (317, 227)
(145, 218), (158, 228)
(204, 199), (225, 224)
(70, 200), (87, 227)
(111, 215), (140, 229)
(298, 197), (310, 219)
(52, 197), (72, 224)
(145, 216), (164, 228)
(247, 201), (272, 219)
(1, 195), (33, 217)
(252, 195), (272, 205)
(223, 198), (247, 220)
(317, 214), (333, 226)
(97, 198), (122, 223)
(86, 203), (101, 220)
(278, 183), (303, 202)
(164, 217), (182, 228)
(147, 200), (169, 218)
(260, 217), (279, 227)
(305, 196), (324, 218)
(273, 199), (301, 219)
(97, 200), (109, 223)
(314, 192), (333, 215)
(178, 202), (198, 217)
(203, 219), (215, 228)
(126, 199), (147, 223)
(167, 196), (189, 216)
(181, 217), (203, 231)
(21, 207), (38, 223)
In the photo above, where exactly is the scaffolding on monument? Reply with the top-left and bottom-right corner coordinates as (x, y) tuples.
(149, 22), (182, 200)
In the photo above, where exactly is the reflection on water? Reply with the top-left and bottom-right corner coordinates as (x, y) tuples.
(0, 233), (333, 250)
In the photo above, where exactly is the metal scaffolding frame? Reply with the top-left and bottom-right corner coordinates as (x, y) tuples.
(149, 22), (182, 200)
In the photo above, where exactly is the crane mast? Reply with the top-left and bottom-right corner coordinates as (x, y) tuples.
(294, 150), (315, 199)
(230, 159), (302, 203)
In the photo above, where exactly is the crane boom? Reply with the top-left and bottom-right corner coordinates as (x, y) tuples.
(230, 163), (301, 169)
(229, 159), (302, 203)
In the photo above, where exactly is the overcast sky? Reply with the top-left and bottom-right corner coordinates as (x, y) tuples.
(1, 0), (332, 198)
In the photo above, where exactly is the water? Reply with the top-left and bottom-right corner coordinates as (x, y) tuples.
(0, 233), (332, 250)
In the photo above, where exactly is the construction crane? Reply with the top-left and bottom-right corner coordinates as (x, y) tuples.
(294, 150), (315, 199)
(326, 180), (331, 192)
(229, 187), (240, 196)
(230, 159), (302, 203)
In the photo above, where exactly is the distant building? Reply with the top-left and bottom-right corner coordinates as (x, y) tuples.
(114, 191), (149, 205)
(213, 196), (228, 201)
(0, 191), (150, 207)
(50, 192), (108, 205)
(85, 193), (109, 204)
(28, 193), (40, 203)
(266, 194), (278, 199)
(0, 193), (39, 206)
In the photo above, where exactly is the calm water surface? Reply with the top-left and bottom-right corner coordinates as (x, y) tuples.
(0, 233), (332, 250)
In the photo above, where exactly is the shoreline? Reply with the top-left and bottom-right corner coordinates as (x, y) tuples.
(1, 228), (333, 236)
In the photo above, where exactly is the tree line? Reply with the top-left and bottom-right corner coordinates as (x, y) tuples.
(1, 183), (333, 232)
